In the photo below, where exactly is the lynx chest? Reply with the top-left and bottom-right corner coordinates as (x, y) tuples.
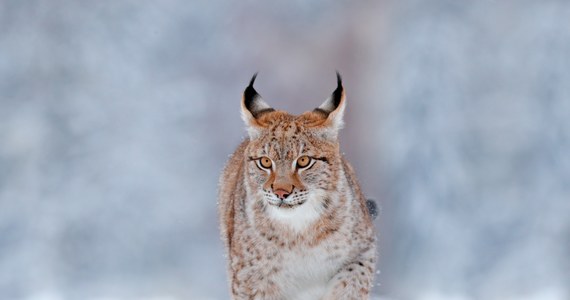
(274, 235), (351, 300)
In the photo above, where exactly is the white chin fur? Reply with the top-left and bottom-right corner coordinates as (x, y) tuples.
(266, 190), (328, 232)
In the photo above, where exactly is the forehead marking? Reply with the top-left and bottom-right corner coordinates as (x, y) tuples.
(276, 124), (284, 160)
(264, 144), (269, 156)
(280, 130), (285, 159)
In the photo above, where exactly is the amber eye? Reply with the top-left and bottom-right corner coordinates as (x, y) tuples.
(259, 157), (272, 169)
(296, 156), (311, 168)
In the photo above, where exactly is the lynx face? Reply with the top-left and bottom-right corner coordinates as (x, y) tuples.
(245, 118), (339, 207)
(241, 73), (346, 227)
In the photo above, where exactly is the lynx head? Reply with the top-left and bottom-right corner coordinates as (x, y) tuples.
(241, 73), (347, 229)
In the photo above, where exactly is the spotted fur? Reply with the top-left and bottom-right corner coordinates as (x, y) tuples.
(219, 74), (376, 299)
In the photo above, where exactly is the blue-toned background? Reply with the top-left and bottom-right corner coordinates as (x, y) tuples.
(1, 1), (569, 299)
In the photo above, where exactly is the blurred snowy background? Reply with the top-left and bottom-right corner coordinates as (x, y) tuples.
(1, 0), (570, 299)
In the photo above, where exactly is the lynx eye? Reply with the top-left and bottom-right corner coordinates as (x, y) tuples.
(296, 156), (312, 168)
(259, 157), (272, 169)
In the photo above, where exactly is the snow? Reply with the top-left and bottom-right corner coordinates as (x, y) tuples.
(1, 0), (569, 299)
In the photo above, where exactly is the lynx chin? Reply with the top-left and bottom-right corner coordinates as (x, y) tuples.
(218, 73), (377, 299)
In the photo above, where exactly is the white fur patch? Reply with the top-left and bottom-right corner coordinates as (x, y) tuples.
(277, 235), (342, 300)
(266, 190), (328, 232)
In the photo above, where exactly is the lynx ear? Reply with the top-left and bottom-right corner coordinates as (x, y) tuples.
(241, 73), (274, 139)
(313, 72), (346, 140)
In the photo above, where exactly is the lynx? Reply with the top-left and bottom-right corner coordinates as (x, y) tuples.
(219, 73), (377, 299)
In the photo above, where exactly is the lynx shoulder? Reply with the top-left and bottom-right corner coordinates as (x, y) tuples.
(219, 73), (377, 300)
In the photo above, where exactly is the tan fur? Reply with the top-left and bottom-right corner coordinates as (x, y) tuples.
(219, 78), (376, 299)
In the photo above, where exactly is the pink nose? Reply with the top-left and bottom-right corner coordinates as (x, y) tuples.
(273, 189), (291, 200)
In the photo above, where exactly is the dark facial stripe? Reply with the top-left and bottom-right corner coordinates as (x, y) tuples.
(305, 160), (318, 171)
(248, 156), (267, 171)
(314, 157), (329, 164)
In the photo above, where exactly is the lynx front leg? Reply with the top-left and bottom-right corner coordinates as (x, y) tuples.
(322, 262), (374, 299)
(322, 250), (376, 300)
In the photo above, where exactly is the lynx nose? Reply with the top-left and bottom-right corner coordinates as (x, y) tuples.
(273, 188), (291, 200)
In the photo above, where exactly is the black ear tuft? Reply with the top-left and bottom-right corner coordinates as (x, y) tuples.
(313, 72), (345, 116)
(332, 71), (343, 109)
(250, 72), (258, 86)
(243, 72), (259, 112)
